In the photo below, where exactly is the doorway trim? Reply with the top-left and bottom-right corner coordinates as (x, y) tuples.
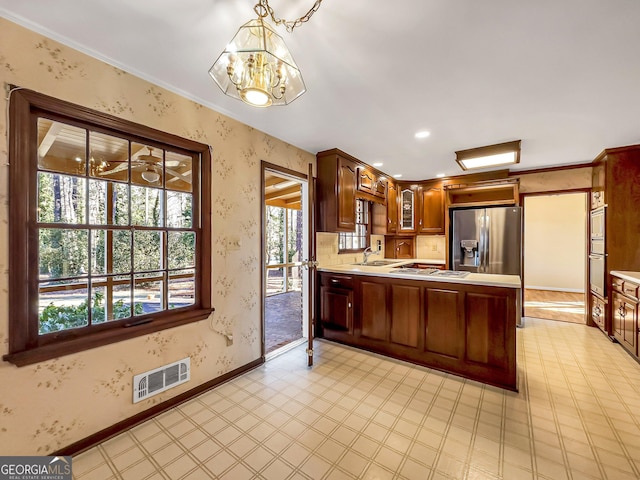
(260, 161), (308, 360)
(520, 188), (590, 324)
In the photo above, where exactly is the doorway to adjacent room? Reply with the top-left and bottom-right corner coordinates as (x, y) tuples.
(262, 166), (310, 356)
(523, 191), (588, 324)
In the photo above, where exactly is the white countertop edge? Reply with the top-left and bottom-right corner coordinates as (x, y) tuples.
(611, 271), (640, 283)
(318, 264), (521, 289)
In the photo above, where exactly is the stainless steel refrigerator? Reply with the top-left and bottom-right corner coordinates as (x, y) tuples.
(451, 206), (522, 275)
(450, 206), (523, 325)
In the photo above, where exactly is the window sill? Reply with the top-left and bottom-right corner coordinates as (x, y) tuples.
(3, 308), (215, 367)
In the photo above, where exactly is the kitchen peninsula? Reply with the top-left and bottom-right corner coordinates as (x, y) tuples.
(317, 261), (521, 391)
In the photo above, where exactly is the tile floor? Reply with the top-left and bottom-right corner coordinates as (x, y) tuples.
(72, 318), (640, 480)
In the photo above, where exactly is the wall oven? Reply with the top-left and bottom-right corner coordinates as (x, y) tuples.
(589, 206), (606, 296)
(589, 253), (606, 296)
(590, 207), (605, 240)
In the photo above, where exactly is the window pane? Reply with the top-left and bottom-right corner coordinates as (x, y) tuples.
(134, 230), (163, 271)
(90, 277), (108, 324)
(39, 228), (88, 280)
(37, 118), (87, 175)
(166, 191), (193, 228)
(113, 183), (130, 225)
(89, 131), (129, 181)
(135, 273), (165, 315)
(39, 279), (89, 334)
(168, 232), (195, 269)
(166, 151), (193, 193)
(169, 270), (195, 309)
(113, 275), (134, 319)
(132, 143), (163, 187)
(91, 230), (132, 275)
(131, 185), (163, 227)
(266, 267), (284, 295)
(38, 172), (86, 224)
(88, 179), (107, 225)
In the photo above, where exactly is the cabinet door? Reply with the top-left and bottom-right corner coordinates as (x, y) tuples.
(337, 157), (357, 230)
(623, 300), (637, 354)
(374, 177), (387, 198)
(399, 188), (416, 232)
(612, 291), (625, 342)
(591, 162), (605, 209)
(590, 293), (606, 332)
(395, 238), (415, 259)
(418, 182), (445, 234)
(360, 281), (387, 341)
(320, 286), (353, 333)
(390, 284), (421, 348)
(387, 182), (398, 233)
(357, 167), (376, 195)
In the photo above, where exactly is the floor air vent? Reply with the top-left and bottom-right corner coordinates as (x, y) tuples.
(133, 357), (190, 403)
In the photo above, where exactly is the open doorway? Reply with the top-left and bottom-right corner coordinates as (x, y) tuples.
(523, 192), (588, 324)
(262, 165), (309, 357)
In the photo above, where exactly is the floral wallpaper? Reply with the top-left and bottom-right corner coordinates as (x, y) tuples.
(0, 18), (315, 455)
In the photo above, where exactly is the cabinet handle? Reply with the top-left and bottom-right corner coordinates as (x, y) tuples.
(331, 279), (340, 284)
(619, 306), (626, 317)
(348, 303), (352, 308)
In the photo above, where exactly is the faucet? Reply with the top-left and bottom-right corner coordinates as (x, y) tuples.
(363, 246), (380, 264)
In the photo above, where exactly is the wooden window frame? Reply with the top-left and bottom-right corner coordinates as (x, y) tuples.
(4, 89), (213, 367)
(338, 198), (371, 253)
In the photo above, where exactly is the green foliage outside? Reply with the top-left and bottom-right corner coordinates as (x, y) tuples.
(39, 291), (143, 334)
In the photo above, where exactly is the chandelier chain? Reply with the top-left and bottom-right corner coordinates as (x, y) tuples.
(255, 0), (323, 33)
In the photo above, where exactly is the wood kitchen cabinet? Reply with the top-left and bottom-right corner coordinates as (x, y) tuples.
(317, 149), (357, 232)
(590, 293), (607, 332)
(611, 273), (638, 356)
(385, 236), (415, 259)
(319, 273), (354, 341)
(357, 166), (387, 199)
(589, 145), (640, 337)
(386, 180), (399, 234)
(398, 186), (417, 233)
(316, 271), (518, 390)
(417, 181), (445, 234)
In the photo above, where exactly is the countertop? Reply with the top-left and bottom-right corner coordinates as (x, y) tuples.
(318, 259), (521, 289)
(611, 271), (640, 283)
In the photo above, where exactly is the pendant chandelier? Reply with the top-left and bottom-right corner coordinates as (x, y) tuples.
(209, 0), (323, 108)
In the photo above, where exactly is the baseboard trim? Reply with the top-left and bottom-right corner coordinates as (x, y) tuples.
(52, 357), (264, 457)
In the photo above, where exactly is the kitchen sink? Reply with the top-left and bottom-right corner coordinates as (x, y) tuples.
(352, 260), (399, 267)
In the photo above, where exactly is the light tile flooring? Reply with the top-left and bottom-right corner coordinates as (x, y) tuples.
(73, 318), (640, 480)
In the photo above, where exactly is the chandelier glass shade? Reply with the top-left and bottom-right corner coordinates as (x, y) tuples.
(209, 17), (306, 107)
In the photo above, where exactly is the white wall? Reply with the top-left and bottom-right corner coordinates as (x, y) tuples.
(524, 193), (587, 291)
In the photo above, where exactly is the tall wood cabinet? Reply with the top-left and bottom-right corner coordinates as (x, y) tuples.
(317, 148), (387, 233)
(589, 144), (640, 337)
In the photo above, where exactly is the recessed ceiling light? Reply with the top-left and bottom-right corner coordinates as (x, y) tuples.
(415, 131), (430, 139)
(436, 173), (445, 178)
(393, 174), (402, 178)
(372, 162), (383, 167)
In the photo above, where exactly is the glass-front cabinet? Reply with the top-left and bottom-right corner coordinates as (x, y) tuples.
(400, 188), (415, 231)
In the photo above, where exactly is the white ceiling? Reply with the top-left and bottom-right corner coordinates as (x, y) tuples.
(2, 0), (640, 180)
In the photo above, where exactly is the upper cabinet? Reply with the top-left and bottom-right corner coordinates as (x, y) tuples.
(395, 182), (445, 235)
(317, 149), (387, 233)
(399, 187), (416, 233)
(418, 181), (445, 234)
(357, 166), (387, 199)
(317, 149), (357, 232)
(386, 180), (398, 234)
(591, 161), (605, 209)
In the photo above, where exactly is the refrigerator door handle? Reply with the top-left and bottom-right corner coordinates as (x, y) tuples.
(483, 214), (490, 273)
